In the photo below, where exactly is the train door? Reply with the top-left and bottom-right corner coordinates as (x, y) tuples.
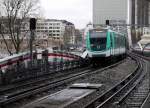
(110, 32), (114, 56)
(106, 31), (111, 57)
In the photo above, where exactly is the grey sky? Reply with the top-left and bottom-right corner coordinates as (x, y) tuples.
(40, 0), (92, 29)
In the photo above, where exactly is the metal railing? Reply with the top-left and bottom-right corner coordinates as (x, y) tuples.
(0, 50), (85, 85)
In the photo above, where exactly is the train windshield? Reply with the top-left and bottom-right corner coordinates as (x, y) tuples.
(90, 31), (106, 38)
(90, 31), (107, 51)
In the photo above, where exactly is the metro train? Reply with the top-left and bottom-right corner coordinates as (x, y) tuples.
(83, 28), (127, 65)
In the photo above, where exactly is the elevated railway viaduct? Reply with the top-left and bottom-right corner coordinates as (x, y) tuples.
(130, 0), (150, 44)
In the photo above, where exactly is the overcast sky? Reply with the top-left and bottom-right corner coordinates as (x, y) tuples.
(40, 0), (92, 29)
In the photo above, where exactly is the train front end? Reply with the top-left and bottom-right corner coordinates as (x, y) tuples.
(86, 29), (108, 64)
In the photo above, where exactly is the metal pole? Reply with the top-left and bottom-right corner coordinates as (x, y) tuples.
(30, 30), (34, 67)
(29, 18), (36, 68)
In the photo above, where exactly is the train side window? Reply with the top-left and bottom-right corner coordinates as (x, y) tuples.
(117, 35), (119, 48)
(115, 34), (118, 48)
(118, 35), (120, 47)
(116, 35), (118, 47)
(119, 35), (121, 47)
(121, 37), (122, 47)
(110, 33), (113, 47)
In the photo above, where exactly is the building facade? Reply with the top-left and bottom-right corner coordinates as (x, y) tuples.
(93, 0), (128, 26)
(0, 18), (76, 56)
(36, 19), (75, 47)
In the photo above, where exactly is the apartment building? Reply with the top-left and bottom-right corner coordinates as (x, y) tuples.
(0, 18), (76, 55)
(36, 19), (75, 47)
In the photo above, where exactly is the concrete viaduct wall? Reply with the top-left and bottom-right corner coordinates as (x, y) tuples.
(131, 0), (150, 44)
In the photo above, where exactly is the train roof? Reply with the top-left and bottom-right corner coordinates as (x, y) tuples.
(89, 28), (107, 32)
(89, 28), (125, 36)
(108, 29), (125, 36)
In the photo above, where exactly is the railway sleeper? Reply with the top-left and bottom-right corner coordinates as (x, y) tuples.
(126, 102), (143, 107)
(133, 92), (149, 96)
(137, 88), (149, 92)
(128, 96), (146, 101)
(129, 96), (147, 100)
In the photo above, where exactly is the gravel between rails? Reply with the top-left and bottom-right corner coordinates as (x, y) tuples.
(72, 57), (137, 89)
(5, 57), (137, 108)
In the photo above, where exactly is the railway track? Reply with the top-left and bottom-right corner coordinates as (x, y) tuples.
(0, 66), (91, 105)
(0, 59), (125, 107)
(122, 72), (149, 108)
(118, 54), (150, 108)
(0, 66), (89, 95)
(85, 52), (150, 108)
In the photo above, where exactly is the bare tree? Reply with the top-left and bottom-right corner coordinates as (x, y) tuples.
(0, 0), (40, 55)
(63, 24), (75, 47)
(63, 27), (71, 46)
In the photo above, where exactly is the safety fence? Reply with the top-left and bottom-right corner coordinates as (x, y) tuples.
(0, 50), (85, 85)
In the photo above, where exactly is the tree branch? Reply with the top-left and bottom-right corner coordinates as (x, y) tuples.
(0, 23), (13, 55)
(1, 0), (40, 54)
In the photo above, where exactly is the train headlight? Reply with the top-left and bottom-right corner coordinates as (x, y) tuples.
(91, 44), (94, 47)
(97, 45), (100, 49)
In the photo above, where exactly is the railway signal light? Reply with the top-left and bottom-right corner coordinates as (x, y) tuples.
(106, 20), (109, 25)
(29, 18), (36, 67)
(30, 18), (36, 30)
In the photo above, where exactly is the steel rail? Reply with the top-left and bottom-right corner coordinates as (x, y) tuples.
(0, 66), (90, 95)
(96, 60), (144, 108)
(113, 54), (148, 106)
(130, 52), (150, 108)
(141, 90), (150, 108)
(85, 53), (142, 108)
